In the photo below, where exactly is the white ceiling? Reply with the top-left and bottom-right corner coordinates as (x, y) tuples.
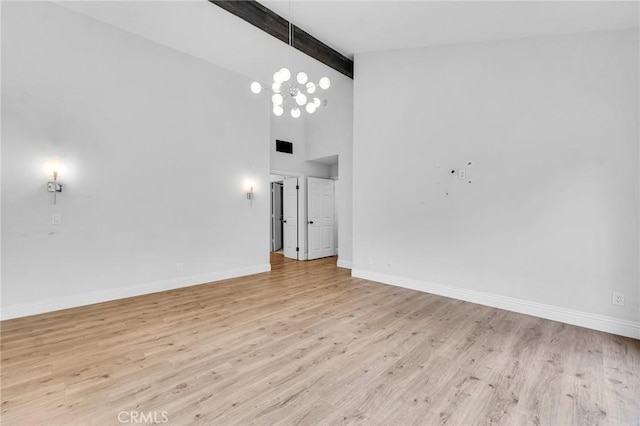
(261, 1), (640, 59)
(58, 0), (639, 82)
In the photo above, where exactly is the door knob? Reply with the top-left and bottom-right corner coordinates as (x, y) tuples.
(308, 221), (314, 224)
(283, 220), (287, 223)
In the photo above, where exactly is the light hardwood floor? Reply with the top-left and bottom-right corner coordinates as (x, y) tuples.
(1, 254), (639, 425)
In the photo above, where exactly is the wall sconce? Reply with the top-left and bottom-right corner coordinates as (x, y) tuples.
(243, 179), (255, 207)
(46, 164), (63, 205)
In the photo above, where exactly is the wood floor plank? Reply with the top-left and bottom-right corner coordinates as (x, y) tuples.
(1, 253), (638, 425)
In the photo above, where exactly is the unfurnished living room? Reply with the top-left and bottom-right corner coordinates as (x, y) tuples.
(1, 0), (639, 425)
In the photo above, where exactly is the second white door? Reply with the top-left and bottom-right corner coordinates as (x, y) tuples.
(307, 177), (335, 260)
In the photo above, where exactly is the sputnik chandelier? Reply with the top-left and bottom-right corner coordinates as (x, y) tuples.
(250, 69), (330, 118)
(249, 0), (331, 118)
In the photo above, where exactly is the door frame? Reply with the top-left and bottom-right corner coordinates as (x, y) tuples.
(270, 170), (308, 260)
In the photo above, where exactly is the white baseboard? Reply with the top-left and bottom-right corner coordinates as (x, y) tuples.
(1, 264), (271, 321)
(352, 269), (639, 340)
(337, 259), (352, 269)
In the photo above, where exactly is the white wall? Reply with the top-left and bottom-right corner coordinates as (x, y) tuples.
(270, 114), (330, 259)
(268, 72), (354, 264)
(1, 2), (270, 318)
(270, 114), (331, 178)
(353, 30), (639, 337)
(307, 76), (354, 267)
(60, 0), (356, 268)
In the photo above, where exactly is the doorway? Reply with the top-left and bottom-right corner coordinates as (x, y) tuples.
(269, 171), (337, 263)
(270, 172), (302, 262)
(282, 176), (300, 260)
(270, 182), (283, 252)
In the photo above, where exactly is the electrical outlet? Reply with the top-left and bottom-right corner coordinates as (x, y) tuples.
(51, 213), (61, 224)
(612, 291), (625, 306)
(176, 263), (184, 272)
(458, 169), (466, 179)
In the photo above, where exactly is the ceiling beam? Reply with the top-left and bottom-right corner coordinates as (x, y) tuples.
(209, 0), (354, 79)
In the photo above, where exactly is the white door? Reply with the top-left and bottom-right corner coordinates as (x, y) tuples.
(283, 177), (298, 259)
(271, 182), (283, 251)
(307, 177), (335, 260)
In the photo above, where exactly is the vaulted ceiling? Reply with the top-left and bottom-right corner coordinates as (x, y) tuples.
(60, 0), (639, 84)
(261, 1), (639, 59)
